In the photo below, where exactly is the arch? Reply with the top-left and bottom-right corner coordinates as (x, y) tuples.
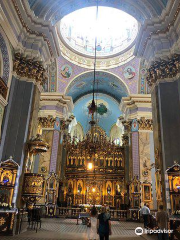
(65, 70), (130, 103)
(0, 26), (13, 92)
(28, 0), (169, 25)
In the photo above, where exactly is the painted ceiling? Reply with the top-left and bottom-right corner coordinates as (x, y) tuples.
(60, 7), (138, 57)
(73, 93), (122, 135)
(28, 0), (168, 25)
(65, 71), (129, 103)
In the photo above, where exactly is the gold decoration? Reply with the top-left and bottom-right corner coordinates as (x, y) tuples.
(138, 117), (153, 131)
(0, 157), (19, 209)
(166, 162), (180, 212)
(28, 134), (49, 154)
(121, 120), (132, 132)
(122, 133), (129, 146)
(146, 54), (180, 87)
(0, 217), (6, 226)
(38, 116), (56, 129)
(22, 173), (45, 208)
(13, 53), (48, 85)
(64, 125), (123, 157)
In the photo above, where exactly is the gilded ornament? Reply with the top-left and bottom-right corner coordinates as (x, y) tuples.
(0, 217), (6, 226)
(13, 53), (48, 85)
(28, 134), (49, 154)
(146, 54), (180, 87)
(38, 116), (56, 128)
(138, 117), (153, 131)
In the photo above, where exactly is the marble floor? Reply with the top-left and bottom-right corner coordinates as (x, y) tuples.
(1, 218), (158, 240)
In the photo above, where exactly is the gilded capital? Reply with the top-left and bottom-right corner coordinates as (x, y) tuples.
(138, 117), (153, 131)
(38, 116), (56, 128)
(13, 52), (48, 85)
(147, 54), (180, 87)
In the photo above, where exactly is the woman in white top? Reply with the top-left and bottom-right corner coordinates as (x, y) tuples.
(87, 206), (99, 240)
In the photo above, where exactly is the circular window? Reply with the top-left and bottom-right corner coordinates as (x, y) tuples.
(60, 7), (138, 58)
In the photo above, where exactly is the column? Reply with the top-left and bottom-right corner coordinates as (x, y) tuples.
(0, 53), (47, 208)
(147, 56), (180, 210)
(120, 95), (156, 209)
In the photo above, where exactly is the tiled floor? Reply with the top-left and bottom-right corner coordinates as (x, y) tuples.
(1, 218), (158, 240)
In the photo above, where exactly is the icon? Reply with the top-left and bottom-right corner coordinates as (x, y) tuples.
(135, 227), (143, 236)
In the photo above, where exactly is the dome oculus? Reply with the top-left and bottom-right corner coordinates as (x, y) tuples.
(60, 7), (138, 57)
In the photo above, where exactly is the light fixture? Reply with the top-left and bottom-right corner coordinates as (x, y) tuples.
(87, 162), (93, 170)
(92, 187), (96, 193)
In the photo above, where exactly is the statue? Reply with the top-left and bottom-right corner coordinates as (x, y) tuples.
(107, 185), (111, 194)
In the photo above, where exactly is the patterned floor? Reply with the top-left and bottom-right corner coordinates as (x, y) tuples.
(1, 218), (158, 240)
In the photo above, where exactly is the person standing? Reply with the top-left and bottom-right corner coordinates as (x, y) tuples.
(140, 203), (150, 228)
(97, 206), (112, 240)
(87, 206), (98, 240)
(156, 205), (169, 240)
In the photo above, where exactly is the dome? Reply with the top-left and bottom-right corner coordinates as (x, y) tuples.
(59, 7), (139, 58)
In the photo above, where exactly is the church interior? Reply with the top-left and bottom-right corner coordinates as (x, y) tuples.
(0, 0), (180, 239)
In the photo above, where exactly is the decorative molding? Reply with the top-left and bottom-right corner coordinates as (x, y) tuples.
(13, 52), (48, 85)
(12, 0), (53, 57)
(38, 116), (56, 129)
(122, 133), (129, 146)
(135, 0), (180, 62)
(39, 93), (74, 120)
(120, 94), (152, 120)
(141, 3), (180, 57)
(0, 31), (10, 84)
(0, 77), (8, 100)
(120, 118), (132, 133)
(138, 117), (153, 131)
(146, 54), (180, 87)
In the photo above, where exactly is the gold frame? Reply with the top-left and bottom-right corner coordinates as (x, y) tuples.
(142, 184), (151, 202)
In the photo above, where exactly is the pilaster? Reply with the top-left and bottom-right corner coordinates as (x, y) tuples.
(120, 94), (156, 209)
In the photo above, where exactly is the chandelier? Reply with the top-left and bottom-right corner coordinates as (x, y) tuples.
(63, 1), (122, 158)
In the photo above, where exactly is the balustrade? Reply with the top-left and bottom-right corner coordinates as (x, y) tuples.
(56, 207), (81, 218)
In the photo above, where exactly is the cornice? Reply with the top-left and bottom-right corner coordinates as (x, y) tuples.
(0, 0), (60, 62)
(135, 0), (180, 62)
(40, 92), (74, 114)
(120, 94), (152, 120)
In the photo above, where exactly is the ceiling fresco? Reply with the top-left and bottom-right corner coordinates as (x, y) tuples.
(28, 0), (168, 25)
(57, 56), (140, 97)
(65, 71), (129, 103)
(73, 93), (122, 135)
(60, 7), (138, 57)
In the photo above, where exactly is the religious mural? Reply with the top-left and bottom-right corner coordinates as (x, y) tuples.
(124, 66), (136, 79)
(61, 64), (72, 79)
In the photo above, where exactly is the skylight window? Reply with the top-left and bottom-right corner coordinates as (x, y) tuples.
(60, 7), (138, 57)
